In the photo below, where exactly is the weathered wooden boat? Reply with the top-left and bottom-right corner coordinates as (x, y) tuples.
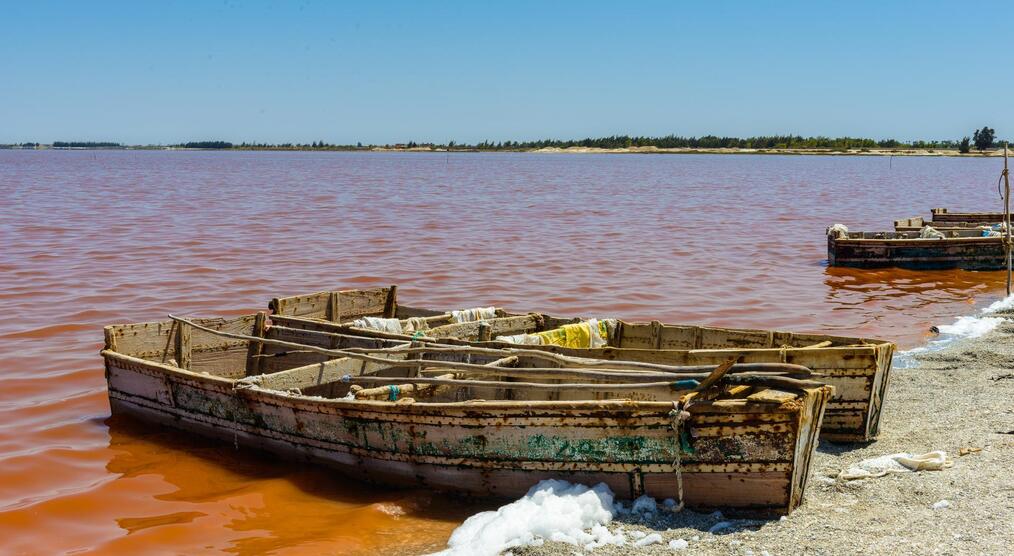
(268, 286), (894, 442)
(102, 313), (832, 515)
(893, 216), (1001, 233)
(931, 207), (1008, 224)
(827, 225), (1007, 270)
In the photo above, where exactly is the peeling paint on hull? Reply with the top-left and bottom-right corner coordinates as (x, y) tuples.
(103, 352), (831, 516)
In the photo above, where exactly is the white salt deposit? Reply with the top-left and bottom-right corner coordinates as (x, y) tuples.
(894, 294), (1013, 368)
(430, 480), (621, 556)
(935, 315), (1004, 338)
(709, 521), (735, 533)
(932, 499), (951, 510)
(668, 538), (689, 550)
(633, 533), (663, 547)
(631, 494), (658, 514)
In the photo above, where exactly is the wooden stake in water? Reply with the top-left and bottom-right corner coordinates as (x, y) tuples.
(1006, 142), (1011, 296)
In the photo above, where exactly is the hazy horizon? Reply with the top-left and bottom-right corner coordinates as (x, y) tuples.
(3, 1), (1012, 145)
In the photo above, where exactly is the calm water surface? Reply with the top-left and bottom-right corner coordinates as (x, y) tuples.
(0, 150), (1008, 554)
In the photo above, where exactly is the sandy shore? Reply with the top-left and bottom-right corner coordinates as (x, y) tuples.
(513, 319), (1014, 555)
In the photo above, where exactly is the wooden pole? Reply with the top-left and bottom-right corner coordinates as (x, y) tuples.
(1006, 142), (1011, 297)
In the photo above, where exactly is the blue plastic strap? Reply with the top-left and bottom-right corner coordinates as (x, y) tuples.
(672, 379), (700, 390)
(388, 384), (400, 401)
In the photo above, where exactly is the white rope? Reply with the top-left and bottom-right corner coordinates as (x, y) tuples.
(668, 398), (693, 512)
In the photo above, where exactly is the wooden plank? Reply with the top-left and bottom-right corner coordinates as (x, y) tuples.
(246, 311), (267, 376)
(383, 285), (398, 318)
(650, 320), (662, 349)
(327, 291), (340, 322)
(174, 322), (191, 369)
(271, 287), (392, 320)
(746, 389), (798, 404)
(477, 322), (492, 342)
(189, 345), (249, 378)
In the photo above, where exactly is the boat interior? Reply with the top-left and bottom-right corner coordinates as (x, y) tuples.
(894, 216), (999, 231)
(104, 314), (819, 405)
(269, 287), (883, 349)
(840, 229), (996, 240)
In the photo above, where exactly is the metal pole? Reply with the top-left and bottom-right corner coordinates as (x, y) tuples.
(1006, 142), (1011, 296)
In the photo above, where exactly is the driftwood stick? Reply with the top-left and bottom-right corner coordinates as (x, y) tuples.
(358, 355), (520, 400)
(331, 340), (815, 376)
(722, 374), (829, 391)
(694, 357), (739, 392)
(483, 355), (518, 367)
(355, 372), (457, 399)
(335, 375), (712, 392)
(415, 367), (811, 383)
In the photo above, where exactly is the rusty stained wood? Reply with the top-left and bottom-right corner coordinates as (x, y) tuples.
(931, 207), (1008, 223)
(267, 291), (894, 443)
(102, 338), (832, 515)
(827, 228), (1007, 270)
(173, 321), (191, 369)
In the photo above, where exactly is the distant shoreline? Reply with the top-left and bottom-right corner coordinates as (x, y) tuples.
(2, 145), (1008, 157)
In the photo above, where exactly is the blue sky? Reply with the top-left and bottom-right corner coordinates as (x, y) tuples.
(1, 1), (1011, 144)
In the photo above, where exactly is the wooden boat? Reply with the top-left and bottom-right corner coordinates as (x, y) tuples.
(102, 313), (832, 515)
(827, 226), (1007, 270)
(268, 286), (894, 443)
(893, 216), (1001, 233)
(931, 207), (1008, 224)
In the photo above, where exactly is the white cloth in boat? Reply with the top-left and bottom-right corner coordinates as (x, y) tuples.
(496, 332), (544, 345)
(403, 317), (430, 333)
(919, 226), (946, 239)
(350, 316), (430, 334)
(350, 317), (403, 333)
(451, 306), (497, 323)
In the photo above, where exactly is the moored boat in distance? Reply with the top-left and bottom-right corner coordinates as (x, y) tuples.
(268, 286), (895, 443)
(827, 224), (1007, 270)
(893, 216), (1003, 233)
(931, 207), (1008, 224)
(102, 313), (832, 516)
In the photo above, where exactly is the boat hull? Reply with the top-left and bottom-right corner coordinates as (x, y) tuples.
(103, 350), (830, 516)
(828, 234), (1007, 270)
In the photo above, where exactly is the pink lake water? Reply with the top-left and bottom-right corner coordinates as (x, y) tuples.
(0, 150), (1009, 554)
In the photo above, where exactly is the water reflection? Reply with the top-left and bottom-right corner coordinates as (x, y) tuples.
(103, 415), (481, 555)
(822, 266), (1006, 344)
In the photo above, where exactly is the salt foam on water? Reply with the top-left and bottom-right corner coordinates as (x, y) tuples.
(430, 480), (627, 556)
(893, 294), (1013, 368)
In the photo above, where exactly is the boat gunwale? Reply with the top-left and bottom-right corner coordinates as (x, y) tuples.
(102, 349), (825, 415)
(829, 235), (1004, 246)
(267, 315), (893, 353)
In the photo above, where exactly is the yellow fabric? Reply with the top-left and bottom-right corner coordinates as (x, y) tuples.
(534, 320), (609, 348)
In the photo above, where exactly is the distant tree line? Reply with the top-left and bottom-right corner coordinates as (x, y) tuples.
(4, 130), (1007, 153)
(175, 141), (233, 149)
(53, 141), (122, 148)
(459, 135), (966, 151)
